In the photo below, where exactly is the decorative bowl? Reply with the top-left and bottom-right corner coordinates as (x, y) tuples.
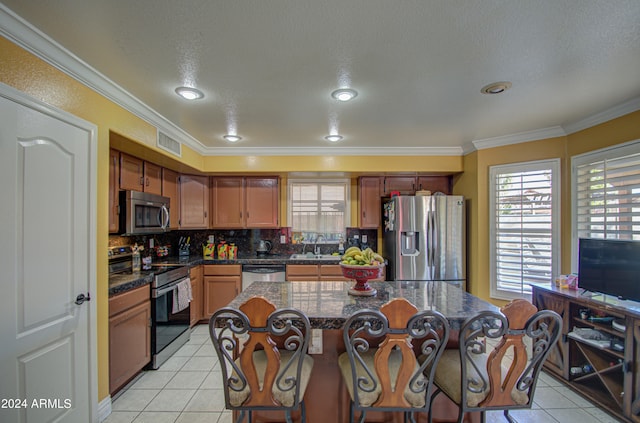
(340, 263), (384, 296)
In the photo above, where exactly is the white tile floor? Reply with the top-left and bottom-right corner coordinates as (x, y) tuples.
(105, 324), (625, 423)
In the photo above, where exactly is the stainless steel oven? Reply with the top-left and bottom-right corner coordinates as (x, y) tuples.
(150, 265), (190, 369)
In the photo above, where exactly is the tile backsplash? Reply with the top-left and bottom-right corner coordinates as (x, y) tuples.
(109, 227), (378, 259)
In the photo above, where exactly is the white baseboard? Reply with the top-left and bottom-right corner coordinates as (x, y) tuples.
(97, 396), (112, 422)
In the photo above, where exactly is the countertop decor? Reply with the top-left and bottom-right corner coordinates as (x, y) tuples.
(340, 263), (385, 296)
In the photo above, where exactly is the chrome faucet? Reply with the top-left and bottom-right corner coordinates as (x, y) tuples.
(314, 235), (325, 255)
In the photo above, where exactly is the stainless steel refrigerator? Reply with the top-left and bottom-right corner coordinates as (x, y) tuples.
(383, 195), (466, 288)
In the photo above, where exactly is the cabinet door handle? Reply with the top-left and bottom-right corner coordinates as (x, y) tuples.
(363, 210), (366, 218)
(246, 211), (250, 218)
(146, 177), (150, 187)
(139, 176), (144, 186)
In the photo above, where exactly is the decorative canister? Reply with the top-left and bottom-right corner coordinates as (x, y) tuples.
(217, 241), (228, 259)
(228, 243), (238, 259)
(203, 243), (215, 259)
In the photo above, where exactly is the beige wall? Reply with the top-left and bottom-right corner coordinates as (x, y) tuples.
(456, 111), (640, 306)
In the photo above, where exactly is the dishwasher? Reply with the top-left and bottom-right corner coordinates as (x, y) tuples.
(241, 264), (286, 291)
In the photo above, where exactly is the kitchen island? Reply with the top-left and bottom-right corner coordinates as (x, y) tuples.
(215, 280), (499, 423)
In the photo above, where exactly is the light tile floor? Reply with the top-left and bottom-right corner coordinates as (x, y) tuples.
(105, 324), (625, 423)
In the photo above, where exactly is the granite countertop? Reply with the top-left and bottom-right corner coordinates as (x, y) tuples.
(219, 280), (499, 330)
(108, 254), (342, 296)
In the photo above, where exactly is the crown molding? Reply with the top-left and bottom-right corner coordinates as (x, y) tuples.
(471, 126), (566, 151)
(201, 145), (464, 156)
(562, 96), (640, 135)
(0, 4), (207, 154)
(3, 4), (639, 159)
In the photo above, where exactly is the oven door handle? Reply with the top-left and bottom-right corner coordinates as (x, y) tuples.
(152, 279), (186, 298)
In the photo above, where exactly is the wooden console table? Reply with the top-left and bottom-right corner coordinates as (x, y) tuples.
(532, 285), (640, 423)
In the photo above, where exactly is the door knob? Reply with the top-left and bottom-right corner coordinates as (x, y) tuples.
(75, 293), (91, 305)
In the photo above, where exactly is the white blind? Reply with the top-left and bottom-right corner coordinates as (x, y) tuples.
(575, 149), (640, 241)
(490, 160), (560, 299)
(289, 180), (348, 240)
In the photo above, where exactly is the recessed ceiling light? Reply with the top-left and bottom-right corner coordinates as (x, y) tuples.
(325, 135), (343, 142)
(223, 134), (242, 142)
(175, 86), (204, 100)
(331, 88), (358, 102)
(481, 82), (512, 95)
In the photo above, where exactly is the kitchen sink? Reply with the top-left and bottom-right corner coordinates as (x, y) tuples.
(289, 253), (341, 261)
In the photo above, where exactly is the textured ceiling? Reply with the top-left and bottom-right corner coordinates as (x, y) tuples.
(2, 0), (640, 154)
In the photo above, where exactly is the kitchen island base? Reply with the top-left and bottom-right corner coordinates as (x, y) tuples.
(219, 280), (494, 423)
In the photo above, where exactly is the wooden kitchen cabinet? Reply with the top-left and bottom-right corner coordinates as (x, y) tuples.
(109, 284), (151, 395)
(359, 176), (381, 229)
(319, 264), (349, 281)
(162, 168), (180, 230)
(383, 176), (416, 195)
(203, 265), (241, 319)
(211, 176), (244, 227)
(211, 176), (279, 228)
(143, 161), (162, 195)
(245, 177), (279, 227)
(286, 263), (383, 281)
(189, 265), (203, 326)
(119, 153), (144, 191)
(108, 148), (120, 233)
(118, 152), (162, 195)
(416, 176), (452, 194)
(286, 264), (322, 281)
(179, 174), (209, 229)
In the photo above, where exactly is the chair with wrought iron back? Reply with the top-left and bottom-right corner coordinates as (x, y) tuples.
(209, 296), (314, 423)
(339, 297), (450, 423)
(429, 299), (562, 423)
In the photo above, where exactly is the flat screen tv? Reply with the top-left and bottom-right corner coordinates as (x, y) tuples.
(578, 238), (640, 303)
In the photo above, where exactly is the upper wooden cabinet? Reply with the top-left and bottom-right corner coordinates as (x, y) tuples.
(161, 168), (180, 230)
(211, 176), (279, 229)
(108, 149), (120, 233)
(179, 174), (210, 229)
(143, 162), (162, 195)
(359, 175), (453, 228)
(118, 152), (162, 195)
(359, 176), (382, 229)
(382, 176), (416, 195)
(119, 153), (144, 191)
(416, 176), (452, 194)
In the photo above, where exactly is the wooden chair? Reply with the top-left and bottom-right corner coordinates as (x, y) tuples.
(209, 296), (314, 423)
(339, 298), (450, 423)
(429, 299), (562, 423)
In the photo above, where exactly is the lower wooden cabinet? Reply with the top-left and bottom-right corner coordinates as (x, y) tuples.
(203, 265), (241, 319)
(108, 284), (151, 395)
(285, 264), (385, 281)
(190, 265), (203, 326)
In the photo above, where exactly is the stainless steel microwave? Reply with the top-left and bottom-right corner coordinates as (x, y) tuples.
(119, 190), (170, 235)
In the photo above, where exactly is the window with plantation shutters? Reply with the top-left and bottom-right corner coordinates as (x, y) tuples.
(288, 179), (350, 241)
(489, 159), (560, 300)
(572, 140), (640, 267)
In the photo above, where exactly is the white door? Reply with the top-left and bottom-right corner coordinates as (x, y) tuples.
(0, 84), (97, 423)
